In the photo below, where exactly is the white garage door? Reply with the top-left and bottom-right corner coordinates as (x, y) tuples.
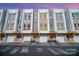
(74, 35), (79, 42)
(7, 35), (14, 42)
(56, 35), (65, 43)
(39, 35), (48, 42)
(23, 35), (31, 42)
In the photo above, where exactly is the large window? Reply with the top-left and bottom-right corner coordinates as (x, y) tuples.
(23, 13), (31, 31)
(40, 13), (47, 30)
(56, 13), (64, 30)
(72, 13), (79, 30)
(6, 13), (16, 30)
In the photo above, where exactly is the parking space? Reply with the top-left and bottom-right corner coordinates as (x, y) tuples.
(0, 45), (79, 56)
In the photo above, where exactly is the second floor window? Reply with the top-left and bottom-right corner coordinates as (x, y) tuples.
(56, 13), (65, 30)
(6, 13), (16, 30)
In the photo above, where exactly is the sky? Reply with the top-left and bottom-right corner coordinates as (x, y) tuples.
(0, 3), (79, 9)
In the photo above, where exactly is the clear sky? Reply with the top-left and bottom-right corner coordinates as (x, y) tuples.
(0, 3), (79, 9)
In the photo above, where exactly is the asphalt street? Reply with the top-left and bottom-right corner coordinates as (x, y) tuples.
(0, 43), (79, 56)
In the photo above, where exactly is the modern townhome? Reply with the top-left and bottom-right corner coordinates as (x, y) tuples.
(0, 9), (6, 43)
(53, 9), (67, 43)
(21, 9), (33, 43)
(68, 9), (79, 43)
(38, 9), (50, 42)
(4, 9), (19, 43)
(0, 9), (79, 44)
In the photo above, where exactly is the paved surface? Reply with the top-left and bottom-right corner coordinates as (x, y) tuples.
(0, 43), (79, 56)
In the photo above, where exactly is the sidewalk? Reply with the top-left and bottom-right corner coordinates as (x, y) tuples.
(0, 42), (79, 46)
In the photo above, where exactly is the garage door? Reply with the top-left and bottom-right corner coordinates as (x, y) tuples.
(23, 35), (31, 42)
(39, 35), (48, 42)
(74, 35), (79, 42)
(7, 35), (14, 42)
(56, 35), (65, 43)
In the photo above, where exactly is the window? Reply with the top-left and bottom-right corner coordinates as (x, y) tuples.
(23, 13), (31, 31)
(40, 13), (47, 30)
(23, 24), (26, 30)
(28, 23), (31, 30)
(72, 13), (79, 19)
(6, 13), (16, 30)
(18, 26), (21, 29)
(60, 23), (64, 30)
(44, 23), (47, 30)
(50, 24), (53, 29)
(56, 13), (64, 30)
(72, 13), (79, 30)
